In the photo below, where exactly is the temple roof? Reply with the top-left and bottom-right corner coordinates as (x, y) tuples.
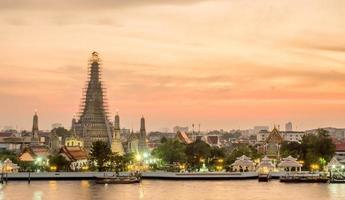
(176, 131), (192, 144)
(19, 145), (50, 161)
(60, 146), (87, 161)
(278, 155), (302, 168)
(265, 126), (283, 143)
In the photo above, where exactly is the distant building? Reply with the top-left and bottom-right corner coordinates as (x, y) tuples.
(306, 127), (345, 141)
(173, 126), (189, 133)
(257, 129), (305, 143)
(257, 130), (270, 143)
(281, 131), (306, 142)
(1, 126), (15, 132)
(285, 122), (293, 132)
(254, 126), (269, 134)
(0, 136), (27, 152)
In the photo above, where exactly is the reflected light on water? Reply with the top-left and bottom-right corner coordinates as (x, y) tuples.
(139, 183), (144, 199)
(33, 191), (43, 200)
(80, 180), (90, 189)
(48, 181), (57, 191)
(1, 180), (345, 200)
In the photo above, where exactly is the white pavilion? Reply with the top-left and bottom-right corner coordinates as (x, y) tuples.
(256, 156), (275, 173)
(278, 155), (302, 172)
(231, 155), (255, 172)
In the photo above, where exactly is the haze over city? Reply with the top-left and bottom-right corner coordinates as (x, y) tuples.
(1, 0), (345, 131)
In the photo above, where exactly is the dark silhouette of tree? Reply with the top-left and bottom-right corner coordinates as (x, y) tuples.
(185, 139), (211, 169)
(281, 129), (335, 170)
(89, 141), (112, 171)
(152, 139), (186, 164)
(48, 154), (71, 171)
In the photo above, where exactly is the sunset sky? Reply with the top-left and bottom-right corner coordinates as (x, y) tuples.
(1, 0), (345, 131)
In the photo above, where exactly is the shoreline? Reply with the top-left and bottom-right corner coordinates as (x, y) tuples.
(0, 171), (287, 181)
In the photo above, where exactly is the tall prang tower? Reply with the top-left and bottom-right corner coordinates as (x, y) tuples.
(74, 52), (113, 149)
(32, 111), (39, 141)
(138, 116), (148, 154)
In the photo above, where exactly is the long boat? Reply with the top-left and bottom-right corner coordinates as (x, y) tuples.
(95, 176), (141, 184)
(280, 174), (329, 183)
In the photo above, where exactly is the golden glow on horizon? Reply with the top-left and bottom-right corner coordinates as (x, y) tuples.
(1, 0), (345, 130)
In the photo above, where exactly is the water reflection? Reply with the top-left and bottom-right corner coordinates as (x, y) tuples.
(33, 191), (43, 200)
(139, 183), (144, 199)
(48, 181), (57, 191)
(0, 180), (344, 200)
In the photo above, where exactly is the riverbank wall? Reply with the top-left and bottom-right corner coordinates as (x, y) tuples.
(0, 172), (287, 181)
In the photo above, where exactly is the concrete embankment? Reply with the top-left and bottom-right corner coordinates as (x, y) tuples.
(1, 172), (277, 181)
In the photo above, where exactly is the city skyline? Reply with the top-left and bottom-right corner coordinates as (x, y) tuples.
(1, 0), (345, 131)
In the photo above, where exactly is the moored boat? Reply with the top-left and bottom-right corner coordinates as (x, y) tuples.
(280, 174), (329, 183)
(95, 176), (141, 184)
(258, 173), (270, 182)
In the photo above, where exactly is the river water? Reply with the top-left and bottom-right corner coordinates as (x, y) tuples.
(0, 180), (344, 200)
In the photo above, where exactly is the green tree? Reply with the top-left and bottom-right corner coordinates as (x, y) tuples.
(225, 144), (261, 166)
(185, 139), (211, 169)
(210, 147), (225, 159)
(280, 141), (302, 158)
(152, 139), (186, 164)
(283, 129), (336, 170)
(51, 127), (71, 142)
(208, 147), (226, 170)
(89, 141), (112, 171)
(300, 129), (335, 169)
(0, 150), (19, 164)
(226, 145), (252, 165)
(48, 154), (71, 171)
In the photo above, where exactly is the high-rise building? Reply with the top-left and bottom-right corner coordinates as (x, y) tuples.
(138, 116), (148, 154)
(111, 113), (124, 155)
(285, 122), (293, 132)
(32, 111), (39, 141)
(74, 52), (113, 149)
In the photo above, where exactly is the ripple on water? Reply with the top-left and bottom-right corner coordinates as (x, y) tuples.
(1, 180), (344, 200)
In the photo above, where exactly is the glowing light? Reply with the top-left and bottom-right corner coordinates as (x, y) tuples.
(135, 154), (142, 162)
(143, 152), (149, 158)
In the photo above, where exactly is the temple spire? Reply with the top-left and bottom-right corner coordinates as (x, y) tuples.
(138, 116), (148, 154)
(32, 111), (39, 141)
(74, 52), (112, 149)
